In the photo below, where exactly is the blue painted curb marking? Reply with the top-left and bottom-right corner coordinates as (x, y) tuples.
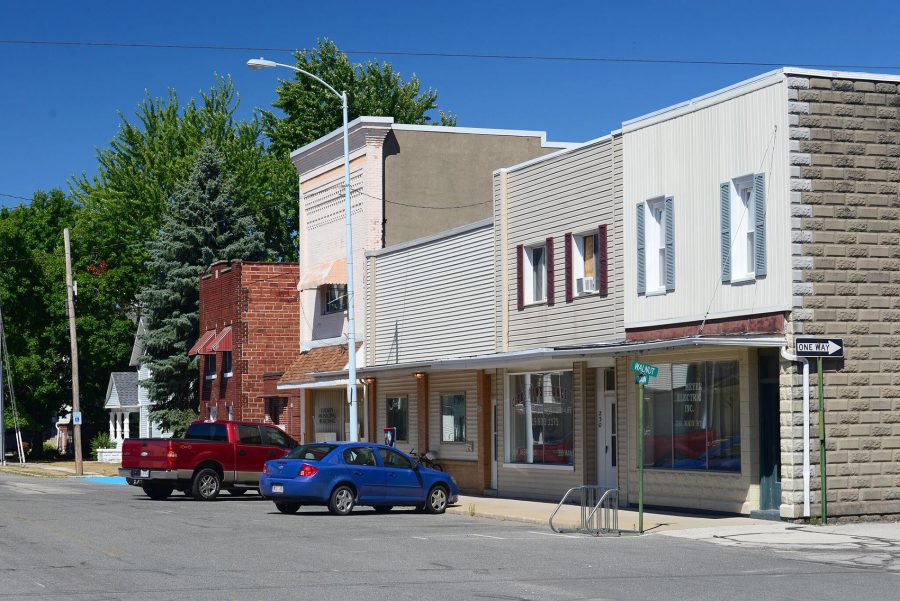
(75, 476), (128, 485)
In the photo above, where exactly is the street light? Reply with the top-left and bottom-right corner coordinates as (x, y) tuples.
(247, 57), (360, 442)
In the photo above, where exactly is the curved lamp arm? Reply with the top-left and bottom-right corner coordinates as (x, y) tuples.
(246, 58), (344, 102)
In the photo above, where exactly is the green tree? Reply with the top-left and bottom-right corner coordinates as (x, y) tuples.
(0, 191), (78, 441)
(139, 141), (266, 434)
(262, 39), (457, 158)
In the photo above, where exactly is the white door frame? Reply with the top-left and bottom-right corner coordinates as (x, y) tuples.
(596, 368), (617, 490)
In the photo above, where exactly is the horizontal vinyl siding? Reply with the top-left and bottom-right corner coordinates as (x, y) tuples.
(623, 81), (791, 327)
(428, 371), (479, 462)
(376, 375), (417, 454)
(369, 224), (495, 364)
(497, 137), (624, 350)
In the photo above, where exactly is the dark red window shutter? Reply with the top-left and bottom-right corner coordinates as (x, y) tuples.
(598, 224), (609, 297)
(564, 233), (573, 302)
(546, 237), (555, 306)
(516, 244), (524, 311)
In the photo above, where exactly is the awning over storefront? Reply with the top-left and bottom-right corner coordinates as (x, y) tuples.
(277, 342), (363, 388)
(306, 335), (788, 379)
(211, 326), (232, 352)
(298, 258), (347, 291)
(188, 330), (217, 356)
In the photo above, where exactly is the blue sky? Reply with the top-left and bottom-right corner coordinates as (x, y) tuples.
(2, 0), (899, 207)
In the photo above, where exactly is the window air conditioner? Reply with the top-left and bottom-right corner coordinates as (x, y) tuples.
(577, 277), (597, 294)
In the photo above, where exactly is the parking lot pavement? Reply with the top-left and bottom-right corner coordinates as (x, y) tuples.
(2, 473), (899, 601)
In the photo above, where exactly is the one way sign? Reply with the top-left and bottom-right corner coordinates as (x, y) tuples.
(795, 337), (844, 358)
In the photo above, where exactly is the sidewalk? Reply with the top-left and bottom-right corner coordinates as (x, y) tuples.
(0, 460), (120, 478)
(448, 494), (769, 533)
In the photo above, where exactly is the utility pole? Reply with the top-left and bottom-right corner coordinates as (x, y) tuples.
(63, 228), (83, 475)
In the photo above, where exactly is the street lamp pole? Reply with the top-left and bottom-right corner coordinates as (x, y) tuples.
(248, 58), (359, 442)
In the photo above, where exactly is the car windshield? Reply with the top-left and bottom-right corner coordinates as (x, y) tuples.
(284, 444), (336, 461)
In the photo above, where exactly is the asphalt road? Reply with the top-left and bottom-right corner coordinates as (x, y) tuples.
(0, 473), (897, 601)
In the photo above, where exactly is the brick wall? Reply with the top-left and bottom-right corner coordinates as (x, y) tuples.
(198, 262), (303, 438)
(785, 74), (900, 518)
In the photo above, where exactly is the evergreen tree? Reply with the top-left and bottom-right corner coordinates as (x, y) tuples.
(139, 141), (266, 434)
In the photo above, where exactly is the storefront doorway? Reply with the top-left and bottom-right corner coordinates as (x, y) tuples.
(757, 349), (781, 513)
(597, 368), (618, 490)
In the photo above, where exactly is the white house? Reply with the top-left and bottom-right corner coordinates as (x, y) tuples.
(98, 319), (170, 462)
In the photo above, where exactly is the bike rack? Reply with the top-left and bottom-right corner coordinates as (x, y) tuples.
(549, 485), (635, 536)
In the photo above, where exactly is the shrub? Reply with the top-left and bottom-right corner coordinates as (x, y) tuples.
(90, 433), (115, 460)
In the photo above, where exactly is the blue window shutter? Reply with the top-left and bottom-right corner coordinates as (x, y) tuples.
(664, 196), (675, 292)
(754, 173), (767, 277)
(720, 182), (731, 283)
(636, 204), (645, 295)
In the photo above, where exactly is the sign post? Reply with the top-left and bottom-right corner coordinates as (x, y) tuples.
(631, 360), (658, 533)
(794, 337), (842, 525)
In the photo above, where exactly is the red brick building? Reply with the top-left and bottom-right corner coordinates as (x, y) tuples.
(190, 261), (302, 438)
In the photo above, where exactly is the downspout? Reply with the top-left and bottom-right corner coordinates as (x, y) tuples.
(780, 346), (810, 518)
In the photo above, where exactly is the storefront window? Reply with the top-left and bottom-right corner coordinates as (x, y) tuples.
(642, 360), (740, 472)
(386, 396), (408, 442)
(508, 372), (574, 466)
(440, 393), (466, 443)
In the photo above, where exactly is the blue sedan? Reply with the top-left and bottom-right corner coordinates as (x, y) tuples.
(259, 442), (460, 516)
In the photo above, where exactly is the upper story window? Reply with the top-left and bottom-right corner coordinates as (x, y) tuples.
(574, 233), (599, 295)
(221, 351), (233, 378)
(637, 197), (674, 295)
(322, 284), (348, 314)
(526, 245), (547, 303)
(721, 174), (767, 283)
(204, 354), (217, 380)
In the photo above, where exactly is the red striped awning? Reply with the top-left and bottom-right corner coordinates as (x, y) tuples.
(211, 326), (232, 352)
(188, 330), (217, 356)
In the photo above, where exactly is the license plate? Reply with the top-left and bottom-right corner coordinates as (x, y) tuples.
(272, 484), (283, 494)
(139, 470), (149, 478)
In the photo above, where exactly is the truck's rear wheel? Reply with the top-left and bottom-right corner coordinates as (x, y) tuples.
(191, 468), (221, 501)
(141, 483), (174, 500)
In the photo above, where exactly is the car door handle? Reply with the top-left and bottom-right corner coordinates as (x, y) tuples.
(352, 471), (363, 476)
(388, 473), (397, 478)
(238, 449), (247, 456)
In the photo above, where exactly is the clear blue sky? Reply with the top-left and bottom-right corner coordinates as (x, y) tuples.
(2, 0), (899, 207)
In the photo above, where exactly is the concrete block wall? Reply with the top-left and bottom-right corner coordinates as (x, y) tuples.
(784, 73), (900, 518)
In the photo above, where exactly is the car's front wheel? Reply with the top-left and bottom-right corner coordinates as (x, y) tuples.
(191, 468), (221, 501)
(275, 501), (301, 514)
(328, 485), (356, 516)
(141, 483), (174, 500)
(425, 485), (449, 514)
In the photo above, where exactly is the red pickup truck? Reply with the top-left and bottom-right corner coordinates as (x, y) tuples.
(119, 420), (297, 501)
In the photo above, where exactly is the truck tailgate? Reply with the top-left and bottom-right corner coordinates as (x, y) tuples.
(121, 439), (173, 470)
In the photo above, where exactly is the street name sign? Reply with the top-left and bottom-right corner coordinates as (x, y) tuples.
(631, 360), (659, 378)
(795, 337), (844, 358)
(634, 374), (650, 385)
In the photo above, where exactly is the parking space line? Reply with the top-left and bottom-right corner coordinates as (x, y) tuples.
(528, 530), (584, 539)
(470, 533), (505, 539)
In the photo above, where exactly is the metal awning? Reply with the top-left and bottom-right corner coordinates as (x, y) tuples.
(298, 258), (347, 291)
(306, 335), (788, 379)
(188, 330), (217, 356)
(211, 326), (232, 352)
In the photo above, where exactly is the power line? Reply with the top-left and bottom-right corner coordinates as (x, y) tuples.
(2, 38), (900, 71)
